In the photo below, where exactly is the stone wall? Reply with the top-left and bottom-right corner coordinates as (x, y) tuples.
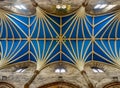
(0, 62), (120, 88)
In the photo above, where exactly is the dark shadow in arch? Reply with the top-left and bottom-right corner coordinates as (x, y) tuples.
(0, 82), (15, 88)
(103, 82), (120, 88)
(38, 81), (80, 88)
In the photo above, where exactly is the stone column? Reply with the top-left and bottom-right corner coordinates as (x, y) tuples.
(81, 70), (94, 88)
(24, 70), (40, 88)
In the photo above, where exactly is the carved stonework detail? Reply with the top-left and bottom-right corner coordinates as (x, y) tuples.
(38, 81), (80, 88)
(0, 82), (14, 88)
(103, 82), (120, 88)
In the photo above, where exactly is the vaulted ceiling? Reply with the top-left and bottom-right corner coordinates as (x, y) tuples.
(0, 0), (120, 15)
(0, 0), (120, 88)
(0, 0), (120, 70)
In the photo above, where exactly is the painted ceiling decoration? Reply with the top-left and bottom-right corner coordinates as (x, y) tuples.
(0, 2), (120, 87)
(0, 6), (120, 70)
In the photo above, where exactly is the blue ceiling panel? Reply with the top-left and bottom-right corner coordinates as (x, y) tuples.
(44, 18), (60, 37)
(30, 40), (60, 63)
(9, 14), (29, 25)
(85, 15), (93, 25)
(117, 21), (120, 38)
(30, 16), (59, 38)
(7, 14), (29, 37)
(82, 19), (92, 38)
(1, 40), (28, 64)
(94, 17), (114, 37)
(62, 54), (75, 64)
(93, 54), (112, 64)
(47, 53), (60, 64)
(0, 9), (120, 67)
(62, 14), (75, 24)
(94, 40), (120, 63)
(62, 40), (92, 64)
(94, 13), (115, 24)
(46, 14), (60, 25)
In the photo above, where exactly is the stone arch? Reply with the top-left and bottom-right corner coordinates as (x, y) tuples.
(103, 82), (120, 88)
(38, 81), (80, 88)
(0, 82), (15, 88)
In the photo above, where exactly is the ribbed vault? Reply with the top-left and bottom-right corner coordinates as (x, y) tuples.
(0, 6), (120, 88)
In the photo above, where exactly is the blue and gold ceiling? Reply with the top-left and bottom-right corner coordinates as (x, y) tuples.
(0, 7), (120, 70)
